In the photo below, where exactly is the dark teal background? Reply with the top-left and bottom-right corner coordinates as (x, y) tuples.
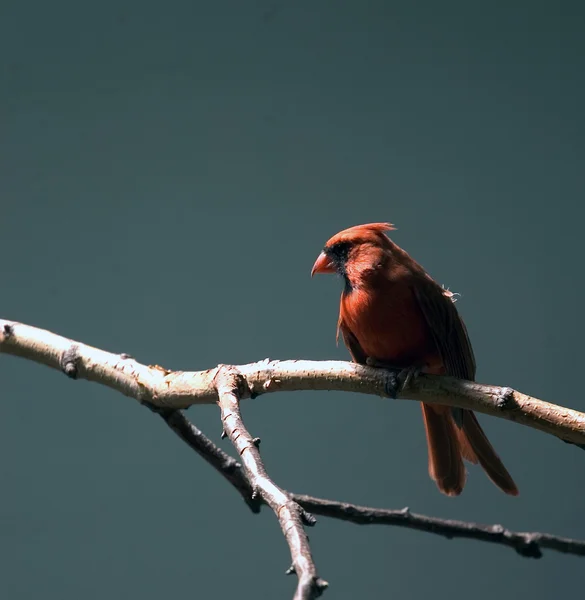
(2, 1), (584, 598)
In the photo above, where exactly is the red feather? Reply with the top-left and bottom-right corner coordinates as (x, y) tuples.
(313, 223), (517, 496)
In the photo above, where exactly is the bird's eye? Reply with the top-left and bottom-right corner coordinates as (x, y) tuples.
(326, 242), (351, 263)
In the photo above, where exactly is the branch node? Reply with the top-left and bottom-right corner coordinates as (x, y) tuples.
(495, 387), (515, 409)
(300, 506), (317, 526)
(60, 345), (80, 379)
(120, 352), (133, 359)
(382, 369), (401, 399)
(221, 429), (227, 439)
(2, 323), (14, 338)
(400, 506), (411, 517)
(141, 400), (161, 414)
(141, 400), (174, 419)
(515, 539), (542, 559)
(285, 564), (296, 575)
(214, 364), (253, 400)
(252, 437), (261, 447)
(220, 457), (239, 473)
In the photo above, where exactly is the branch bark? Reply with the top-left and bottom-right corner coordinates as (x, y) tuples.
(292, 495), (585, 558)
(147, 404), (585, 559)
(144, 404), (261, 513)
(1, 319), (583, 446)
(2, 318), (585, 600)
(214, 367), (327, 599)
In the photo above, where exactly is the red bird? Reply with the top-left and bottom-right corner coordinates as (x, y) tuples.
(311, 223), (517, 496)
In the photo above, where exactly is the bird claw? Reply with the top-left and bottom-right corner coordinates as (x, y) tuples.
(366, 358), (422, 398)
(398, 365), (422, 391)
(384, 371), (401, 399)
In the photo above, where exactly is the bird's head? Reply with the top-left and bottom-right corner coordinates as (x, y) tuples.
(311, 223), (396, 287)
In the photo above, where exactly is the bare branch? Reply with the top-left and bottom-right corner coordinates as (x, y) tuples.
(292, 495), (585, 558)
(143, 404), (261, 513)
(2, 317), (585, 600)
(213, 366), (328, 600)
(150, 407), (585, 560)
(1, 319), (584, 446)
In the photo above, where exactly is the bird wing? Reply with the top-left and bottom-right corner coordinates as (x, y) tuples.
(412, 277), (476, 381)
(337, 317), (369, 364)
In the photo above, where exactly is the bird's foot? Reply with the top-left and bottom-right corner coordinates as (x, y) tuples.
(366, 359), (422, 399)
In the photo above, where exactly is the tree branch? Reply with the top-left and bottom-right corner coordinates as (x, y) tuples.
(292, 495), (585, 558)
(1, 320), (583, 447)
(147, 404), (585, 560)
(2, 318), (585, 599)
(213, 366), (327, 600)
(144, 404), (261, 513)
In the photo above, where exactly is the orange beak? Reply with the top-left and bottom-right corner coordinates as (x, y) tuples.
(311, 251), (336, 276)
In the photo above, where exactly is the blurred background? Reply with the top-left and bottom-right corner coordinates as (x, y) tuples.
(2, 1), (584, 598)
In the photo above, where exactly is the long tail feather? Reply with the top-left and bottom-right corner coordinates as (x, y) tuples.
(421, 403), (466, 496)
(459, 410), (518, 496)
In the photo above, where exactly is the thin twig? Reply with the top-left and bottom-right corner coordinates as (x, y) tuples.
(1, 319), (584, 446)
(149, 406), (585, 559)
(143, 404), (261, 513)
(291, 495), (585, 558)
(213, 366), (328, 600)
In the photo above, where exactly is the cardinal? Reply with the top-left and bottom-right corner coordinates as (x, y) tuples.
(311, 223), (517, 496)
